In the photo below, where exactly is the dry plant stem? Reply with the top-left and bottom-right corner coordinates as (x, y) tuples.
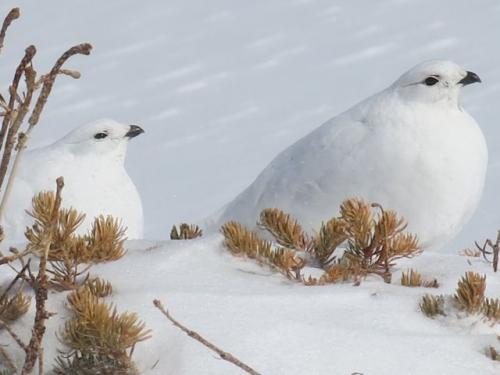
(21, 177), (64, 375)
(0, 249), (31, 266)
(0, 43), (92, 221)
(0, 260), (30, 305)
(0, 7), (19, 53)
(153, 299), (262, 375)
(28, 43), (92, 127)
(0, 45), (36, 165)
(0, 345), (17, 374)
(0, 317), (28, 351)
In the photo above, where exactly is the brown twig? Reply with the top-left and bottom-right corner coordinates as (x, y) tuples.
(0, 248), (31, 266)
(0, 45), (36, 166)
(28, 43), (92, 127)
(153, 299), (262, 375)
(0, 317), (28, 352)
(0, 260), (30, 305)
(0, 345), (18, 374)
(0, 7), (20, 54)
(20, 177), (64, 374)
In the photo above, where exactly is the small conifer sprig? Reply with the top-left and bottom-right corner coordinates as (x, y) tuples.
(419, 294), (446, 317)
(221, 221), (306, 281)
(170, 223), (203, 240)
(0, 291), (31, 322)
(401, 269), (438, 288)
(482, 298), (500, 322)
(59, 280), (149, 374)
(454, 272), (486, 313)
(86, 215), (126, 262)
(25, 191), (127, 264)
(258, 209), (309, 251)
(221, 198), (420, 285)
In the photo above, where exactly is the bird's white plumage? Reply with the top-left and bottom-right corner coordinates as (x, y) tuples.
(215, 60), (488, 250)
(1, 119), (144, 241)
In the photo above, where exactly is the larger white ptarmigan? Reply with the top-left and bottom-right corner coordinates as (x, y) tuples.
(215, 60), (488, 250)
(1, 119), (144, 241)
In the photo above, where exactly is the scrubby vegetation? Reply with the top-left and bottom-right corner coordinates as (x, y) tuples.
(221, 198), (422, 285)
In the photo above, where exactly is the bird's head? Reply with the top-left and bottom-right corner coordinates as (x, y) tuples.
(59, 119), (144, 161)
(392, 60), (481, 107)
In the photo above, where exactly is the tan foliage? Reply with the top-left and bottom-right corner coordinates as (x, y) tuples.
(25, 190), (126, 265)
(221, 198), (421, 285)
(60, 280), (150, 374)
(482, 298), (500, 322)
(170, 223), (203, 240)
(454, 272), (486, 313)
(221, 221), (306, 281)
(61, 302), (151, 360)
(401, 269), (438, 288)
(258, 208), (308, 250)
(86, 215), (126, 262)
(0, 291), (31, 322)
(420, 294), (445, 317)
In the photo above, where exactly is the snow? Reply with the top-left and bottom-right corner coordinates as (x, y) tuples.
(1, 0), (500, 374)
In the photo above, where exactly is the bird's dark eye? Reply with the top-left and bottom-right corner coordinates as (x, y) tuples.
(94, 132), (108, 139)
(424, 76), (439, 86)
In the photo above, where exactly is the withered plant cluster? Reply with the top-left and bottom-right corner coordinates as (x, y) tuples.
(24, 189), (127, 291)
(54, 279), (150, 374)
(473, 231), (499, 272)
(0, 7), (94, 374)
(170, 223), (203, 240)
(400, 269), (438, 288)
(420, 271), (500, 323)
(221, 198), (421, 285)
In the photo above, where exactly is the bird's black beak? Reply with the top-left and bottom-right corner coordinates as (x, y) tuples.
(125, 125), (145, 138)
(458, 71), (481, 86)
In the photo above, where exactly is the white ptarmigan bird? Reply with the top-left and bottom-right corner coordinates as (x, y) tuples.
(215, 60), (488, 250)
(1, 119), (144, 241)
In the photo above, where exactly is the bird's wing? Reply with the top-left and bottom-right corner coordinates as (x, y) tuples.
(216, 110), (371, 229)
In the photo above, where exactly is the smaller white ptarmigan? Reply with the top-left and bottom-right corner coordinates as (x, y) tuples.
(214, 60), (488, 250)
(1, 119), (144, 241)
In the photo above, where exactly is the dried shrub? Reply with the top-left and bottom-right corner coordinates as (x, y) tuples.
(258, 208), (308, 250)
(221, 221), (306, 281)
(26, 192), (126, 264)
(482, 298), (500, 322)
(454, 272), (486, 313)
(170, 223), (203, 240)
(61, 302), (150, 365)
(401, 269), (438, 288)
(0, 291), (31, 322)
(487, 345), (500, 361)
(420, 294), (445, 317)
(459, 248), (482, 257)
(313, 218), (348, 267)
(85, 277), (113, 298)
(474, 231), (499, 272)
(48, 254), (91, 291)
(25, 193), (86, 260)
(53, 352), (136, 375)
(60, 283), (150, 374)
(86, 216), (126, 262)
(221, 198), (420, 285)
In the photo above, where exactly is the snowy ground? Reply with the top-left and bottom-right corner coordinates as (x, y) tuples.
(1, 0), (500, 374)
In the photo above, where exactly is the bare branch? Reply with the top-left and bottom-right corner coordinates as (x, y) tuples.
(20, 177), (64, 374)
(0, 8), (20, 54)
(28, 43), (92, 128)
(0, 317), (28, 352)
(0, 45), (36, 159)
(153, 299), (262, 375)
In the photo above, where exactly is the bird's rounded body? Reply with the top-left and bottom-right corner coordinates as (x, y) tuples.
(216, 61), (488, 250)
(1, 119), (144, 241)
